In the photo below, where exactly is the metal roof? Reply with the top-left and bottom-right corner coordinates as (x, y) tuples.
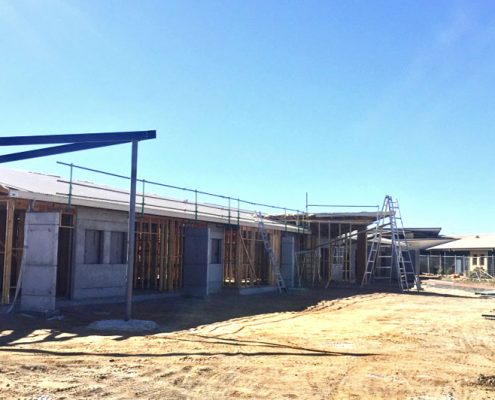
(377, 237), (454, 250)
(271, 211), (381, 226)
(0, 167), (304, 232)
(427, 234), (495, 251)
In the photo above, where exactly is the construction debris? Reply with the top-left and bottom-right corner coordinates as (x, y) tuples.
(477, 374), (495, 387)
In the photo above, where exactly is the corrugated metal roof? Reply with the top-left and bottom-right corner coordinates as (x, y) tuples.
(0, 167), (304, 232)
(427, 234), (495, 251)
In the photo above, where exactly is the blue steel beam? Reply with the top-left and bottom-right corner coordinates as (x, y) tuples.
(0, 141), (130, 163)
(0, 130), (156, 146)
(0, 130), (157, 321)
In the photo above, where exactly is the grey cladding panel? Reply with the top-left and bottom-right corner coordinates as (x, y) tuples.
(183, 228), (209, 266)
(22, 266), (57, 296)
(281, 236), (295, 288)
(183, 227), (209, 296)
(24, 227), (59, 265)
(21, 212), (59, 312)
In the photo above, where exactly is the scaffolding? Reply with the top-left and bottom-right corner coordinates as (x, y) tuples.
(293, 223), (375, 287)
(0, 161), (308, 303)
(361, 195), (419, 291)
(58, 163), (296, 291)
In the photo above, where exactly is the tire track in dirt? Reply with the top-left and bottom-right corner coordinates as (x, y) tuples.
(461, 323), (495, 365)
(187, 293), (391, 337)
(304, 293), (391, 314)
(187, 311), (299, 336)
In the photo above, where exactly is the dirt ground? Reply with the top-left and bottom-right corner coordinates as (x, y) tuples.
(1, 283), (495, 400)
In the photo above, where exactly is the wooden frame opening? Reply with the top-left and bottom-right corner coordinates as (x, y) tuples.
(223, 226), (281, 288)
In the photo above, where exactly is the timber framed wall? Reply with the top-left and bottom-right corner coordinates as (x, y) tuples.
(134, 215), (189, 292)
(0, 198), (194, 304)
(223, 226), (281, 288)
(0, 197), (76, 304)
(1, 199), (17, 304)
(295, 220), (368, 287)
(1, 192), (376, 304)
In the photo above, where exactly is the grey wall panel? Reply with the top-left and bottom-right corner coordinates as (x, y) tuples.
(183, 227), (208, 297)
(207, 264), (223, 294)
(22, 266), (57, 296)
(207, 225), (225, 294)
(281, 235), (295, 288)
(72, 207), (128, 300)
(21, 212), (60, 312)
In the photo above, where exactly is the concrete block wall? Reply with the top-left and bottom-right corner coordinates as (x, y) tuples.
(72, 207), (128, 300)
(21, 212), (60, 312)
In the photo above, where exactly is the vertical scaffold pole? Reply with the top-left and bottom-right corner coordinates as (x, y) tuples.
(126, 140), (138, 321)
(141, 179), (146, 216)
(284, 208), (287, 232)
(68, 163), (73, 208)
(237, 198), (240, 226)
(195, 190), (198, 221)
(228, 198), (231, 225)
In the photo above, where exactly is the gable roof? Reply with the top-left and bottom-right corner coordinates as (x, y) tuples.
(0, 167), (304, 232)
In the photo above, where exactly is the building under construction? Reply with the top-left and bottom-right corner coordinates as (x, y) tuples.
(0, 165), (405, 312)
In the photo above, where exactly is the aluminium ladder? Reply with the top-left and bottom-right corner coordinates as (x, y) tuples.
(256, 212), (287, 293)
(361, 196), (392, 286)
(361, 195), (420, 291)
(389, 197), (419, 290)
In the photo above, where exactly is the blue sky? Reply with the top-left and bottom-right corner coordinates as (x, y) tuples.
(1, 0), (494, 235)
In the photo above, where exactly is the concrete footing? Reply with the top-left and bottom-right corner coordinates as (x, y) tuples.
(87, 319), (160, 333)
(239, 286), (278, 295)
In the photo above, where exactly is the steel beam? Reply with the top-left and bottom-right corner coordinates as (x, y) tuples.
(126, 140), (138, 321)
(0, 141), (128, 163)
(0, 131), (156, 319)
(0, 130), (156, 146)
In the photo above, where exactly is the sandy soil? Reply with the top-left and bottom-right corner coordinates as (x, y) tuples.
(1, 285), (494, 400)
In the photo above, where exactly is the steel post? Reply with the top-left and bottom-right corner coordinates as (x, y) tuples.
(126, 140), (138, 321)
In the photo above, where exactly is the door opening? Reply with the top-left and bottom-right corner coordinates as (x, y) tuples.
(57, 213), (74, 297)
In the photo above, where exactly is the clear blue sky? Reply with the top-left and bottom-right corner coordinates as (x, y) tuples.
(1, 0), (494, 235)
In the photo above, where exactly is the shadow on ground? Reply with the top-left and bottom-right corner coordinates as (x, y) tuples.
(0, 283), (479, 348)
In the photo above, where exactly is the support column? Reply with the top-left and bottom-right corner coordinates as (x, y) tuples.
(415, 250), (421, 274)
(235, 230), (242, 287)
(126, 140), (138, 320)
(328, 222), (331, 284)
(2, 200), (14, 304)
(355, 226), (367, 282)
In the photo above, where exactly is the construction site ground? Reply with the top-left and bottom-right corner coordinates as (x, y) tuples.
(1, 282), (495, 400)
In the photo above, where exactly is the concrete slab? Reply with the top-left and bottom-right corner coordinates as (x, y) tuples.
(87, 319), (160, 333)
(239, 286), (278, 295)
(21, 294), (56, 312)
(56, 291), (181, 308)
